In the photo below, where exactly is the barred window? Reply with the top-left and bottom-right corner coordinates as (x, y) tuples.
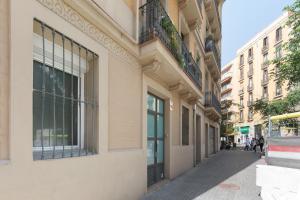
(33, 19), (98, 160)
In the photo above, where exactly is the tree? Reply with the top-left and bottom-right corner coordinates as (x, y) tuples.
(254, 0), (300, 118)
(272, 0), (300, 88)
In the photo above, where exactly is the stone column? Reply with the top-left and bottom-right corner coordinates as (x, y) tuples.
(0, 0), (10, 160)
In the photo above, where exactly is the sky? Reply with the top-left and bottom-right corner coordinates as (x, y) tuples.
(221, 0), (294, 67)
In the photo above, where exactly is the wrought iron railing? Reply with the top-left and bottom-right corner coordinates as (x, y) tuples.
(139, 0), (202, 89)
(205, 36), (221, 70)
(205, 92), (221, 114)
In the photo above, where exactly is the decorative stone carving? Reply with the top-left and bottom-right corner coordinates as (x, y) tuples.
(36, 0), (139, 66)
(142, 60), (161, 73)
(169, 82), (185, 92)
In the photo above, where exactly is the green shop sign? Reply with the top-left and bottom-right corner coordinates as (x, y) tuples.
(240, 126), (250, 134)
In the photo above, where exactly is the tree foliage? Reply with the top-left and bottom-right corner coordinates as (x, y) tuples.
(273, 0), (300, 87)
(254, 88), (300, 118)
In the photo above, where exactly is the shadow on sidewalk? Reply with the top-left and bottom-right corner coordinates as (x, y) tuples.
(142, 150), (261, 200)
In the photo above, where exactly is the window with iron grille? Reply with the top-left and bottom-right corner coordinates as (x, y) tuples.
(33, 19), (99, 160)
(182, 106), (189, 146)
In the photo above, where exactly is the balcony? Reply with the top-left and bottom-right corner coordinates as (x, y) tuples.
(247, 101), (254, 107)
(204, 0), (222, 40)
(239, 89), (244, 96)
(247, 85), (254, 92)
(261, 61), (269, 69)
(248, 56), (254, 63)
(261, 78), (269, 85)
(180, 0), (202, 25)
(204, 91), (221, 121)
(139, 0), (202, 102)
(247, 69), (253, 77)
(205, 36), (221, 80)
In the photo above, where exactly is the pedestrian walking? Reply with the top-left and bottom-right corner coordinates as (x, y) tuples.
(259, 136), (264, 152)
(252, 138), (257, 152)
(244, 137), (250, 151)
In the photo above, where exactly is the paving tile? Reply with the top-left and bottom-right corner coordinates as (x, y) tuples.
(142, 150), (264, 200)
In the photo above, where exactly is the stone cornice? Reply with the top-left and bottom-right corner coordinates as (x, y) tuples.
(36, 0), (139, 66)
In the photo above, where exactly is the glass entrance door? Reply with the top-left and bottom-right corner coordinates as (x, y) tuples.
(147, 93), (164, 186)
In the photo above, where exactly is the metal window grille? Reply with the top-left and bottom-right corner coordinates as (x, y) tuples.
(32, 19), (98, 160)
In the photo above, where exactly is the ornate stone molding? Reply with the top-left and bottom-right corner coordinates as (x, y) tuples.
(142, 60), (161, 73)
(36, 0), (139, 66)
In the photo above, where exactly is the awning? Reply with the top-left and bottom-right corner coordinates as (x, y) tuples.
(240, 126), (250, 134)
(270, 112), (300, 121)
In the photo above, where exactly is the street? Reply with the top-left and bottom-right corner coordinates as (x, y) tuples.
(142, 150), (264, 200)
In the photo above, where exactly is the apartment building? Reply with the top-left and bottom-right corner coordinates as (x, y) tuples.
(0, 0), (223, 199)
(222, 13), (289, 144)
(220, 62), (239, 139)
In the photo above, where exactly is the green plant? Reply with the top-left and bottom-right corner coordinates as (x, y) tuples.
(161, 17), (174, 36)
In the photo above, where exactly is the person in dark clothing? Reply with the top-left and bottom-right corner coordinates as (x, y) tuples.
(252, 138), (257, 152)
(259, 136), (264, 152)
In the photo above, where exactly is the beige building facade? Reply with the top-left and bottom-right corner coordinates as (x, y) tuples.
(222, 13), (289, 144)
(0, 0), (223, 199)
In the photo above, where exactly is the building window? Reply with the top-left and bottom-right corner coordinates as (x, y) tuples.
(263, 37), (268, 48)
(263, 86), (268, 99)
(249, 78), (253, 87)
(248, 48), (253, 60)
(182, 106), (189, 145)
(276, 27), (282, 42)
(248, 108), (253, 120)
(263, 69), (268, 82)
(275, 64), (280, 77)
(240, 54), (244, 66)
(275, 82), (282, 96)
(33, 19), (98, 160)
(263, 53), (268, 63)
(240, 110), (244, 121)
(240, 96), (244, 107)
(275, 45), (282, 59)
(249, 93), (253, 103)
(249, 63), (253, 73)
(240, 67), (244, 80)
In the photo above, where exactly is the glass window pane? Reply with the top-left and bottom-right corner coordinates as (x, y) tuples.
(147, 140), (155, 165)
(157, 140), (164, 163)
(147, 94), (156, 111)
(157, 115), (164, 138)
(157, 99), (164, 114)
(147, 113), (155, 138)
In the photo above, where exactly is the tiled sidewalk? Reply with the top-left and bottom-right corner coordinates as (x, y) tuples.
(142, 150), (264, 200)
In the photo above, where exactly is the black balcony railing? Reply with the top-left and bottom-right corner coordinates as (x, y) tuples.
(205, 92), (221, 114)
(139, 0), (202, 89)
(205, 36), (221, 70)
